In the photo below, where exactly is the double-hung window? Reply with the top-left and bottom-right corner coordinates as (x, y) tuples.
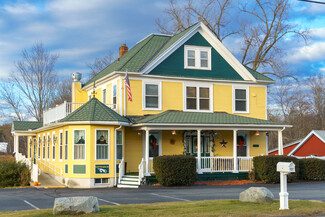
(96, 130), (109, 160)
(116, 130), (123, 160)
(59, 131), (63, 161)
(112, 84), (117, 110)
(52, 132), (56, 160)
(42, 135), (45, 160)
(47, 134), (50, 160)
(234, 86), (249, 113)
(184, 46), (211, 70)
(74, 130), (86, 160)
(65, 130), (68, 160)
(185, 86), (211, 111)
(144, 82), (161, 110)
(38, 136), (41, 159)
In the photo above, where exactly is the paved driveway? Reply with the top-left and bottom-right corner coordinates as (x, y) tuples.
(0, 181), (324, 211)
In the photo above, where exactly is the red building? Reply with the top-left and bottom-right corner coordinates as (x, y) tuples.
(269, 130), (325, 157)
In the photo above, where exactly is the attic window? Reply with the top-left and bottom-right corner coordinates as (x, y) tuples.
(184, 45), (211, 70)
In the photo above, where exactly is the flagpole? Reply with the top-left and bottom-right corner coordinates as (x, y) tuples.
(124, 70), (127, 116)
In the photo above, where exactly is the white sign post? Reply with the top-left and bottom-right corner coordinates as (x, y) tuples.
(277, 162), (295, 210)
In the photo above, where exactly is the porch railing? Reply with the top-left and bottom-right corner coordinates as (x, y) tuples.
(143, 156), (253, 175)
(118, 158), (124, 184)
(138, 158), (145, 184)
(43, 101), (116, 125)
(37, 159), (63, 176)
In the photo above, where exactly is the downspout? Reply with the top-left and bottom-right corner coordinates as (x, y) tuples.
(114, 124), (123, 187)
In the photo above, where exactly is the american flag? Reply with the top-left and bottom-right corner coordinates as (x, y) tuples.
(125, 73), (132, 101)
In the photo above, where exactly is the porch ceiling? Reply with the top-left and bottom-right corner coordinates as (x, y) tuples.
(131, 110), (291, 131)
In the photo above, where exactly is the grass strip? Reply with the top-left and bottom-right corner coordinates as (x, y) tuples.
(1, 199), (324, 217)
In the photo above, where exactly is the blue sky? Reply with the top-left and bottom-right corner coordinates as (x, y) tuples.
(0, 0), (324, 82)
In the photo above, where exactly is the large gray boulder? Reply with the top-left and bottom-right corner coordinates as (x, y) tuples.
(53, 196), (99, 215)
(239, 187), (274, 203)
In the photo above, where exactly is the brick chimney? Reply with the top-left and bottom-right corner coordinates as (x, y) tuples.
(119, 44), (128, 58)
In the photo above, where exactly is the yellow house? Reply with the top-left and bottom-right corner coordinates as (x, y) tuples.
(12, 22), (289, 188)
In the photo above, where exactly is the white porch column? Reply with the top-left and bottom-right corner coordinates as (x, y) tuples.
(14, 134), (19, 153)
(278, 129), (284, 155)
(197, 129), (202, 174)
(233, 129), (238, 173)
(145, 129), (150, 175)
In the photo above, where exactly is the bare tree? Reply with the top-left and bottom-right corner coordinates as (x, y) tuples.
(50, 78), (72, 107)
(9, 42), (59, 121)
(309, 74), (325, 129)
(156, 0), (237, 41)
(240, 0), (308, 77)
(0, 81), (25, 121)
(87, 52), (116, 77)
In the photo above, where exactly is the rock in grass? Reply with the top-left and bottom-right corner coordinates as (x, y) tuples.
(53, 196), (99, 215)
(239, 187), (274, 203)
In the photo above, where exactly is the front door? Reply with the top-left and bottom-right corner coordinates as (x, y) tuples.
(237, 133), (248, 157)
(188, 136), (210, 170)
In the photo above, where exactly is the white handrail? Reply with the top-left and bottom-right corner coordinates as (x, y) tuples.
(37, 159), (63, 176)
(118, 158), (124, 184)
(197, 156), (253, 172)
(138, 158), (144, 184)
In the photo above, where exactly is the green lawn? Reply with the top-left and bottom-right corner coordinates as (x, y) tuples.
(1, 200), (325, 217)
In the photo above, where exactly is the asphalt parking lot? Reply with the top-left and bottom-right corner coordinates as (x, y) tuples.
(0, 181), (324, 211)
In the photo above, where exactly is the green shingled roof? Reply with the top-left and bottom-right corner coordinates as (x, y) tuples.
(84, 23), (273, 86)
(60, 98), (130, 123)
(136, 110), (286, 125)
(12, 121), (43, 131)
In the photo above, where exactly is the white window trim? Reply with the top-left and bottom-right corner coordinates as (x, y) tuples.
(38, 135), (41, 160)
(184, 45), (211, 70)
(47, 133), (50, 161)
(42, 134), (45, 160)
(115, 129), (123, 161)
(183, 83), (213, 112)
(52, 131), (56, 161)
(102, 89), (107, 104)
(64, 130), (68, 161)
(112, 81), (117, 111)
(59, 130), (63, 162)
(233, 86), (250, 114)
(143, 81), (162, 111)
(95, 129), (110, 161)
(73, 129), (86, 161)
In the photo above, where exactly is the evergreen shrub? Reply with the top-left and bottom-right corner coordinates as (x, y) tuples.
(253, 155), (299, 183)
(0, 161), (30, 187)
(299, 158), (325, 180)
(153, 155), (197, 186)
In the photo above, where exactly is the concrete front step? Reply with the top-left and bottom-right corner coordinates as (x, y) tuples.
(117, 183), (139, 188)
(117, 175), (140, 188)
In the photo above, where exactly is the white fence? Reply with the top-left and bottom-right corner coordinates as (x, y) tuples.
(43, 101), (116, 125)
(145, 156), (253, 174)
(38, 159), (63, 176)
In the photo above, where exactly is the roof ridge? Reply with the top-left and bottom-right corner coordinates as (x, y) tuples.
(117, 34), (156, 72)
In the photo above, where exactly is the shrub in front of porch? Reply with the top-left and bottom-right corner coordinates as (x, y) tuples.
(0, 160), (30, 187)
(253, 156), (299, 184)
(153, 155), (197, 186)
(299, 158), (325, 181)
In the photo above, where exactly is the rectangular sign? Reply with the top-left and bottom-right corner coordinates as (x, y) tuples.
(95, 164), (109, 174)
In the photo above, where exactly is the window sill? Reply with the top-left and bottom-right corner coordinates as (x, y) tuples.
(233, 111), (250, 114)
(183, 109), (213, 113)
(184, 66), (211, 71)
(143, 107), (161, 111)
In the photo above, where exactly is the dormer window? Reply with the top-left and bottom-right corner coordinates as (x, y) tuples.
(184, 45), (211, 70)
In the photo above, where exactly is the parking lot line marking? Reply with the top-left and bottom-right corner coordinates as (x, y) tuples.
(98, 198), (120, 205)
(23, 200), (40, 210)
(150, 193), (190, 201)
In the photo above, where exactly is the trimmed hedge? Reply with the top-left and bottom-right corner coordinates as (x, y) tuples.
(299, 158), (325, 181)
(0, 160), (30, 187)
(153, 155), (197, 186)
(253, 155), (299, 184)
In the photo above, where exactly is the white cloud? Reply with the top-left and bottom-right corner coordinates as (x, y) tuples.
(287, 42), (325, 63)
(2, 3), (38, 15)
(310, 27), (325, 39)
